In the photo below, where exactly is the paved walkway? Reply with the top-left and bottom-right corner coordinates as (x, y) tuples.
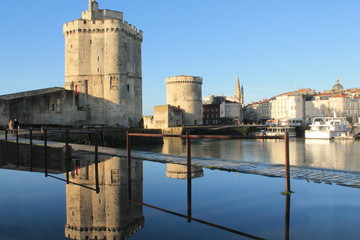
(2, 135), (360, 188)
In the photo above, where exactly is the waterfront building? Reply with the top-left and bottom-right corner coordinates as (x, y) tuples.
(0, 1), (143, 128)
(220, 101), (242, 124)
(305, 89), (360, 123)
(243, 99), (270, 124)
(143, 105), (184, 129)
(269, 88), (315, 124)
(203, 104), (221, 125)
(202, 75), (244, 124)
(243, 79), (360, 125)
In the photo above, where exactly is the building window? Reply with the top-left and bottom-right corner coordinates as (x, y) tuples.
(127, 84), (130, 92)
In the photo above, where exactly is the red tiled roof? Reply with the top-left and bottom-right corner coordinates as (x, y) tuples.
(331, 93), (347, 98)
(276, 88), (315, 97)
(314, 92), (332, 97)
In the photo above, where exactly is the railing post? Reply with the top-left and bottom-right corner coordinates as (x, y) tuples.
(127, 131), (132, 202)
(100, 130), (104, 147)
(30, 128), (33, 171)
(44, 128), (48, 177)
(186, 132), (192, 222)
(65, 129), (70, 184)
(4, 129), (7, 162)
(94, 131), (100, 194)
(284, 194), (291, 240)
(16, 129), (19, 167)
(284, 132), (292, 194)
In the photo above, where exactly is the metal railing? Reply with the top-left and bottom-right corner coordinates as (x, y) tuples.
(3, 128), (101, 193)
(126, 131), (292, 239)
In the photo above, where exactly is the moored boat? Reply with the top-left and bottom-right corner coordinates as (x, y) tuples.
(305, 117), (351, 139)
(266, 126), (296, 137)
(256, 126), (296, 137)
(333, 133), (360, 140)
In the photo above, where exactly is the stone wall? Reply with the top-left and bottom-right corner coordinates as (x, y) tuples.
(0, 99), (8, 128)
(143, 105), (184, 129)
(6, 89), (87, 127)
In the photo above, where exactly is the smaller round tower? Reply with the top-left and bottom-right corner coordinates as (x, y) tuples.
(165, 75), (203, 126)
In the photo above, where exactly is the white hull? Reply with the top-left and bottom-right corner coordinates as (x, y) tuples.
(305, 130), (346, 139)
(262, 127), (297, 137)
(267, 132), (297, 138)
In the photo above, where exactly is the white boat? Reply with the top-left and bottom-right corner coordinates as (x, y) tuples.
(305, 117), (351, 139)
(256, 126), (296, 137)
(266, 126), (296, 137)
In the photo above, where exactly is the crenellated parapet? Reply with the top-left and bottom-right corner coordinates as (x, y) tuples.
(65, 218), (144, 240)
(63, 19), (143, 41)
(165, 75), (203, 85)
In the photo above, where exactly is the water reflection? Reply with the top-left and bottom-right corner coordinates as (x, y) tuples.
(162, 137), (204, 179)
(65, 155), (144, 240)
(0, 148), (145, 240)
(142, 138), (360, 172)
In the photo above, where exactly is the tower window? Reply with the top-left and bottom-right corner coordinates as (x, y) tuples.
(127, 84), (130, 92)
(90, 40), (92, 44)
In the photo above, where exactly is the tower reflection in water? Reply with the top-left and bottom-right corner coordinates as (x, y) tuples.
(65, 155), (144, 240)
(162, 137), (204, 179)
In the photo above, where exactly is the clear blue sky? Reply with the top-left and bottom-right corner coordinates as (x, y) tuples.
(0, 0), (359, 115)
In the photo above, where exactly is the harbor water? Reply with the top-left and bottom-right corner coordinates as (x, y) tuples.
(0, 138), (360, 239)
(137, 137), (360, 172)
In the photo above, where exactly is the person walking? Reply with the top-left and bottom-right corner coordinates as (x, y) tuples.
(8, 119), (13, 132)
(13, 118), (19, 133)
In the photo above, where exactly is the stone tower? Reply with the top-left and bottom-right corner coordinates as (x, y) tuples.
(63, 1), (143, 127)
(165, 75), (203, 126)
(234, 74), (244, 104)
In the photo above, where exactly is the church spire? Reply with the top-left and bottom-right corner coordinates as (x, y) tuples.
(234, 74), (243, 104)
